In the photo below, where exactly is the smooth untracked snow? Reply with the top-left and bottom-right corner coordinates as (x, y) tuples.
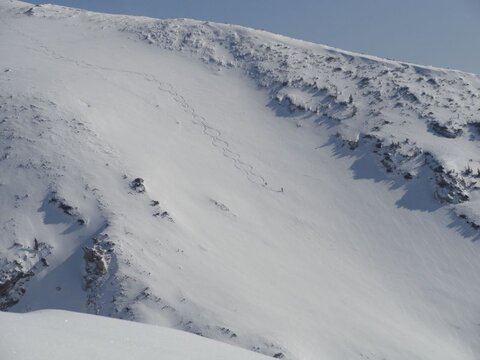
(0, 310), (270, 360)
(0, 1), (480, 360)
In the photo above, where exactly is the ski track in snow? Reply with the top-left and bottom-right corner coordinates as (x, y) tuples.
(10, 24), (278, 191)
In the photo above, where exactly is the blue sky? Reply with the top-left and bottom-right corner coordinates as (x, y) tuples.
(32, 0), (480, 74)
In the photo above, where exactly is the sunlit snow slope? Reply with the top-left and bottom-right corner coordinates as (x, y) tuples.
(0, 310), (270, 360)
(1, 1), (480, 360)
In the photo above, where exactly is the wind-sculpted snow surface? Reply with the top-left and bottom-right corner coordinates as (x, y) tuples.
(129, 16), (480, 226)
(1, 2), (480, 360)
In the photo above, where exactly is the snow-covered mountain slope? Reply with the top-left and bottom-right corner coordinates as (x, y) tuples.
(0, 310), (270, 360)
(1, 1), (480, 360)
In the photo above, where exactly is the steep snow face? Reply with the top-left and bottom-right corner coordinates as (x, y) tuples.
(0, 310), (270, 360)
(1, 1), (480, 360)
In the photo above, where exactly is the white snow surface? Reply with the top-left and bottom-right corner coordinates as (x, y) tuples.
(1, 1), (480, 360)
(0, 310), (270, 360)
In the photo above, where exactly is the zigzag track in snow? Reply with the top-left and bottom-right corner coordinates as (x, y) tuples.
(8, 24), (280, 191)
